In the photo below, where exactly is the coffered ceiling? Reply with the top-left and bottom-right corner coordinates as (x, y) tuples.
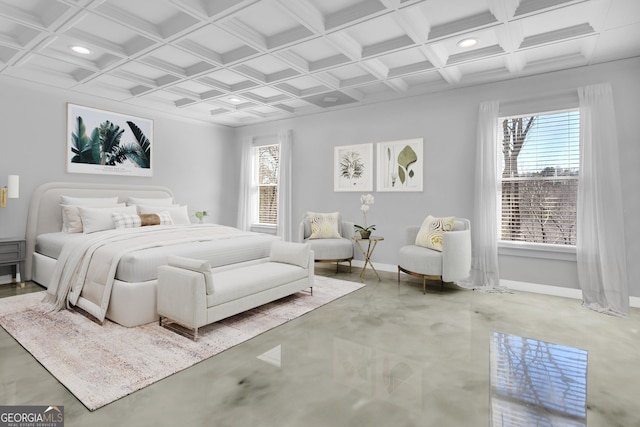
(0, 0), (638, 127)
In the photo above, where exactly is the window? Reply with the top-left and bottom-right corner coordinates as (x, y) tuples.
(254, 143), (280, 226)
(499, 109), (580, 245)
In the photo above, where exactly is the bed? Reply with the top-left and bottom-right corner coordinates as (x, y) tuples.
(25, 182), (279, 327)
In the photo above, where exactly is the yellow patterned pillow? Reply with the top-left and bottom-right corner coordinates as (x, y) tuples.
(307, 212), (342, 239)
(415, 215), (455, 251)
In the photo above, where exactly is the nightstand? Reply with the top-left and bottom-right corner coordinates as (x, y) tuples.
(0, 237), (26, 287)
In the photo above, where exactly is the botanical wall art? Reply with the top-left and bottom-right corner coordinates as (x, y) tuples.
(67, 103), (153, 176)
(334, 143), (373, 192)
(376, 138), (423, 192)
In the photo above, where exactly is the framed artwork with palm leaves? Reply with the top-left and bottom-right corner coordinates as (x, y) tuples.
(66, 103), (153, 176)
(334, 143), (373, 192)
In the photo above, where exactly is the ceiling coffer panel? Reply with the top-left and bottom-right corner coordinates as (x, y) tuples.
(0, 0), (636, 127)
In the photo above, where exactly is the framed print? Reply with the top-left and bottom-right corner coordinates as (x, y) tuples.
(334, 143), (373, 192)
(376, 138), (423, 192)
(67, 103), (153, 176)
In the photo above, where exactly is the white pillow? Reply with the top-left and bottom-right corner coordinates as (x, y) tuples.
(307, 212), (341, 239)
(167, 256), (214, 295)
(60, 196), (120, 232)
(61, 203), (124, 233)
(269, 241), (310, 268)
(112, 212), (142, 229)
(415, 215), (455, 251)
(78, 205), (137, 234)
(60, 195), (119, 205)
(127, 196), (174, 206)
(137, 205), (191, 225)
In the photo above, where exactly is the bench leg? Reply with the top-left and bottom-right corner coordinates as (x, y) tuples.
(159, 316), (200, 341)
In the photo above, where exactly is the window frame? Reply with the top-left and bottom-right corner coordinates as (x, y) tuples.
(496, 107), (580, 255)
(251, 142), (280, 230)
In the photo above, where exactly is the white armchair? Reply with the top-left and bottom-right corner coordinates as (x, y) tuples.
(297, 212), (354, 272)
(398, 218), (471, 293)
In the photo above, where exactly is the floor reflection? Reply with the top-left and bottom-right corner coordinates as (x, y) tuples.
(490, 332), (588, 427)
(332, 337), (421, 414)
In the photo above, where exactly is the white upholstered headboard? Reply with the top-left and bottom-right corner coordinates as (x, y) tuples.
(24, 181), (174, 280)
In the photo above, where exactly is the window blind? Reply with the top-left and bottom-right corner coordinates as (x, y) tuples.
(256, 144), (279, 225)
(499, 110), (580, 245)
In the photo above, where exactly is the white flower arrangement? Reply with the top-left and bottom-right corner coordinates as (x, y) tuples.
(354, 193), (375, 235)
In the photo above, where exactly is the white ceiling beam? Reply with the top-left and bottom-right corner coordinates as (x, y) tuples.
(498, 17), (525, 73)
(274, 0), (325, 33)
(217, 17), (268, 51)
(340, 87), (364, 102)
(274, 50), (310, 73)
(325, 32), (363, 61)
(419, 45), (462, 84)
(486, 0), (519, 21)
(168, 0), (260, 21)
(393, 5), (430, 45)
(359, 57), (408, 92)
(95, 2), (162, 39)
(359, 58), (388, 80)
(310, 71), (341, 90)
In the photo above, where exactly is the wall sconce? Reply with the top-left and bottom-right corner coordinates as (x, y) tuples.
(0, 175), (19, 208)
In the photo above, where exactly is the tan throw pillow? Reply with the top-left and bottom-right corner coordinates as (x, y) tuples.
(415, 215), (455, 251)
(137, 205), (190, 225)
(139, 212), (173, 226)
(307, 212), (342, 239)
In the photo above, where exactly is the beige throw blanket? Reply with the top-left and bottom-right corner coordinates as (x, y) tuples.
(43, 224), (255, 323)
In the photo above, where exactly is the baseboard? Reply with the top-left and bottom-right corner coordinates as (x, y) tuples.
(352, 260), (396, 273)
(501, 280), (640, 309)
(353, 263), (640, 309)
(500, 280), (583, 300)
(0, 274), (17, 285)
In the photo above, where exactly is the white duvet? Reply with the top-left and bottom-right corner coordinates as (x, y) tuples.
(43, 224), (259, 323)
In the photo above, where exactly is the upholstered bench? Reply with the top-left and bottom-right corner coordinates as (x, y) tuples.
(157, 241), (314, 340)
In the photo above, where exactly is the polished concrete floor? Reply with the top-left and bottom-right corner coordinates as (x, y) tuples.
(1, 267), (639, 427)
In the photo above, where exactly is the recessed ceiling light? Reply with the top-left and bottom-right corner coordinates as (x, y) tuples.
(228, 97), (242, 103)
(457, 38), (478, 48)
(71, 46), (91, 55)
(323, 96), (338, 103)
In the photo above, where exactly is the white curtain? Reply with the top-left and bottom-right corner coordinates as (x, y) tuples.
(236, 136), (256, 231)
(577, 83), (629, 317)
(460, 100), (504, 291)
(277, 130), (293, 241)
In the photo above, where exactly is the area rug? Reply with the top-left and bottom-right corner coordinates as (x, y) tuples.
(0, 276), (364, 411)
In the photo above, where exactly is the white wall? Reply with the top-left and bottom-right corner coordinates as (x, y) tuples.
(235, 57), (640, 297)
